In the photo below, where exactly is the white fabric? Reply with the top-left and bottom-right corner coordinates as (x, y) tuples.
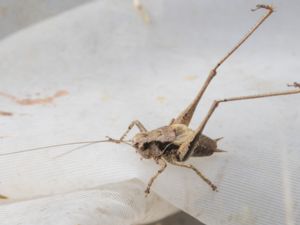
(0, 1), (300, 225)
(0, 179), (177, 225)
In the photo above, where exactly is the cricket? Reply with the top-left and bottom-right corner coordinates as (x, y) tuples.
(1, 4), (300, 196)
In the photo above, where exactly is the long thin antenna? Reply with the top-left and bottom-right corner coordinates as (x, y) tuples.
(0, 140), (113, 157)
(53, 142), (106, 158)
(53, 139), (133, 158)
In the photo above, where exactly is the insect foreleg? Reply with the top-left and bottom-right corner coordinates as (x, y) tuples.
(107, 120), (147, 143)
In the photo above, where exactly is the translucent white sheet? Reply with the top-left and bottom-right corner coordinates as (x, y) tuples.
(0, 1), (299, 224)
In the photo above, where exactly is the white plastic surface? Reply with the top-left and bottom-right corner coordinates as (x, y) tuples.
(0, 1), (300, 225)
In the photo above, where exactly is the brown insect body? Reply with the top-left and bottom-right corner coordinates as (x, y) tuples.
(132, 124), (219, 162)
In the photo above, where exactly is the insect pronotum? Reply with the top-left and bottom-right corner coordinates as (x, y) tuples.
(1, 4), (300, 196)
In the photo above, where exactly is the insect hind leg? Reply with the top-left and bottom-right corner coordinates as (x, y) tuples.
(171, 5), (274, 126)
(194, 87), (300, 138)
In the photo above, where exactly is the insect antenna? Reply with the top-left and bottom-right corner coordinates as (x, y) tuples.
(0, 139), (133, 157)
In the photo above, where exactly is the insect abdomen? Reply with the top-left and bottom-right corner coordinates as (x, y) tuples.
(190, 135), (218, 157)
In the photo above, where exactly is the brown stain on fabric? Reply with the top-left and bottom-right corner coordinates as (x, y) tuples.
(0, 90), (69, 106)
(0, 111), (13, 116)
(0, 194), (8, 200)
(156, 96), (166, 104)
(100, 95), (111, 102)
(184, 75), (198, 81)
(133, 0), (150, 24)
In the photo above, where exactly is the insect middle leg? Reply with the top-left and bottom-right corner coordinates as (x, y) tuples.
(106, 120), (147, 143)
(167, 156), (217, 191)
(145, 158), (167, 195)
(174, 87), (300, 190)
